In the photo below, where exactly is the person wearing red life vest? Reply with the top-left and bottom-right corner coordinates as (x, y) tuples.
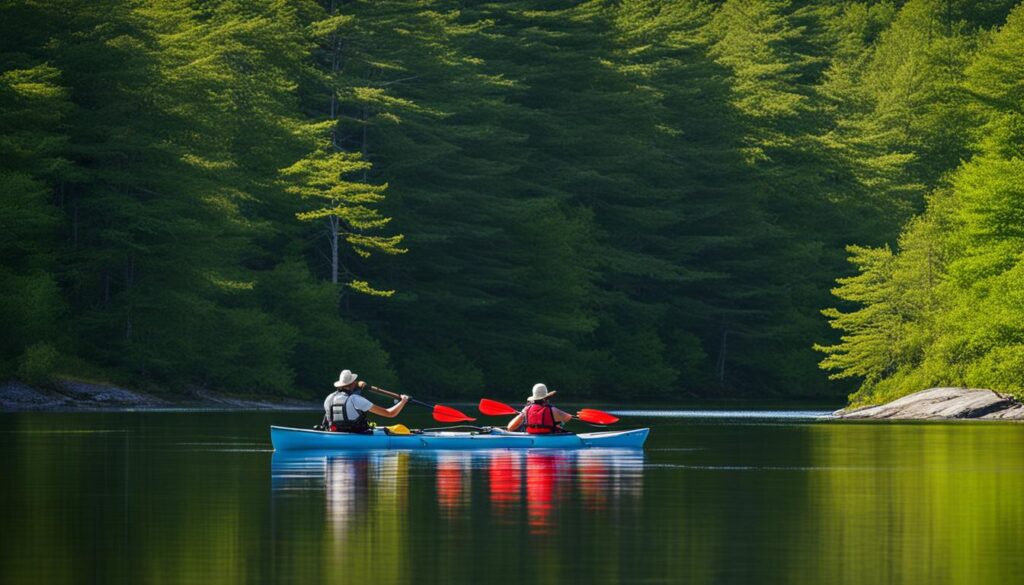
(506, 383), (573, 434)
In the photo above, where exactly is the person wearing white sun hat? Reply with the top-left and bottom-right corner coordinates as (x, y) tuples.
(320, 369), (409, 433)
(506, 383), (572, 434)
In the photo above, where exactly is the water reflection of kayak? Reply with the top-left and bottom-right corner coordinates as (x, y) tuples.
(270, 425), (649, 451)
(271, 448), (645, 536)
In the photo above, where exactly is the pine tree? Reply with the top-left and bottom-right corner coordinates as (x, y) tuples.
(41, 0), (301, 391)
(701, 0), (851, 394)
(818, 4), (1024, 402)
(311, 0), (604, 396)
(0, 6), (72, 373)
(280, 144), (405, 295)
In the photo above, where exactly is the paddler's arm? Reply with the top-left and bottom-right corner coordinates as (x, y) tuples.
(552, 408), (573, 424)
(505, 413), (524, 432)
(368, 395), (409, 419)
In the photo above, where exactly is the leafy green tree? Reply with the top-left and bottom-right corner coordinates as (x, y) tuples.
(0, 1), (72, 375)
(701, 0), (854, 394)
(312, 0), (604, 396)
(8, 0), (1024, 405)
(0, 66), (69, 373)
(255, 260), (397, 391)
(819, 4), (1024, 403)
(280, 144), (405, 295)
(35, 0), (310, 392)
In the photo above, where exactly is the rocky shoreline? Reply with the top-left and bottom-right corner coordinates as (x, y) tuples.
(7, 380), (1023, 418)
(832, 387), (1024, 420)
(0, 379), (317, 412)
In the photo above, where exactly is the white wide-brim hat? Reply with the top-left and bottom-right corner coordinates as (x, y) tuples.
(527, 383), (556, 402)
(333, 369), (359, 388)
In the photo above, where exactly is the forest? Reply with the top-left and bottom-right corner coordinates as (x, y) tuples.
(2, 0), (1023, 403)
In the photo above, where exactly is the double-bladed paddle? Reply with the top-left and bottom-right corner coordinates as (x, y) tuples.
(367, 386), (475, 423)
(477, 398), (620, 425)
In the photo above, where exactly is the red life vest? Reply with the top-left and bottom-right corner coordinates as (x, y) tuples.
(525, 402), (559, 434)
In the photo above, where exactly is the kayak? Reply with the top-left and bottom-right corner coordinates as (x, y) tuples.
(271, 426), (649, 450)
(270, 425), (649, 451)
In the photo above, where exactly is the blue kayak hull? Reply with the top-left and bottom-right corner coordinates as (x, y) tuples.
(270, 426), (649, 451)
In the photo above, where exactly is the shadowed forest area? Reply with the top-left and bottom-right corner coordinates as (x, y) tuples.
(3, 0), (1023, 404)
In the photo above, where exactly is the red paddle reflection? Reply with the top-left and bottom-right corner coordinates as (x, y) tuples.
(525, 453), (568, 534)
(436, 454), (469, 516)
(488, 452), (522, 514)
(479, 450), (644, 534)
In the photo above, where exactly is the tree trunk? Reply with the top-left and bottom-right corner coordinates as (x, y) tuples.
(329, 216), (339, 284)
(328, 0), (342, 285)
(125, 309), (132, 343)
(361, 106), (369, 181)
(102, 271), (110, 309)
(124, 255), (135, 342)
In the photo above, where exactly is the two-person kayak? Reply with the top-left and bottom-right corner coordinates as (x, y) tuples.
(270, 425), (649, 451)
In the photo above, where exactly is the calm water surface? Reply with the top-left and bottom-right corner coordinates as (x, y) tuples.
(1, 410), (1022, 584)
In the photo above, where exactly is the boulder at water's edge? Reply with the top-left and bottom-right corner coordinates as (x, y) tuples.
(833, 387), (1024, 420)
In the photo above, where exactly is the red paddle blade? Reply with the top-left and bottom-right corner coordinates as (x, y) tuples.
(577, 409), (619, 425)
(433, 404), (476, 423)
(479, 398), (519, 416)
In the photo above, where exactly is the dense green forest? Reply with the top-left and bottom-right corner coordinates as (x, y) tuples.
(818, 3), (1024, 404)
(2, 0), (1022, 402)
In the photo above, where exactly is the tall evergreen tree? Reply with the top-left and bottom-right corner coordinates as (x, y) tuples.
(0, 1), (72, 375)
(819, 3), (1024, 403)
(7, 0), (1024, 404)
(702, 0), (851, 393)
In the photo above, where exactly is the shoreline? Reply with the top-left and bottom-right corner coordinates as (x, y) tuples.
(0, 379), (318, 412)
(832, 387), (1024, 420)
(5, 381), (1023, 420)
(1, 378), (845, 413)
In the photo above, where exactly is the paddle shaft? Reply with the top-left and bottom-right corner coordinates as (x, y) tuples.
(367, 385), (433, 410)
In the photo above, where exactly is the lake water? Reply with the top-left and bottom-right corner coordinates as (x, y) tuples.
(1, 409), (1022, 584)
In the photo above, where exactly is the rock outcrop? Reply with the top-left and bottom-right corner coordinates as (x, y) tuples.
(1, 379), (315, 411)
(833, 387), (1024, 420)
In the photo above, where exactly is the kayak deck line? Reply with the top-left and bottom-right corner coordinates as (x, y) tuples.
(270, 425), (649, 451)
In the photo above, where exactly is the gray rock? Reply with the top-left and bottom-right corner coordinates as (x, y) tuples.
(55, 379), (171, 407)
(0, 381), (71, 411)
(184, 387), (313, 409)
(832, 387), (1024, 420)
(2, 378), (317, 411)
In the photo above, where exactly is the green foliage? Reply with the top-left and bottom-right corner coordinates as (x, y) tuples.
(0, 37), (70, 374)
(399, 344), (485, 399)
(255, 260), (397, 394)
(819, 4), (1024, 403)
(817, 244), (902, 384)
(18, 342), (60, 386)
(280, 142), (405, 293)
(5, 0), (1023, 403)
